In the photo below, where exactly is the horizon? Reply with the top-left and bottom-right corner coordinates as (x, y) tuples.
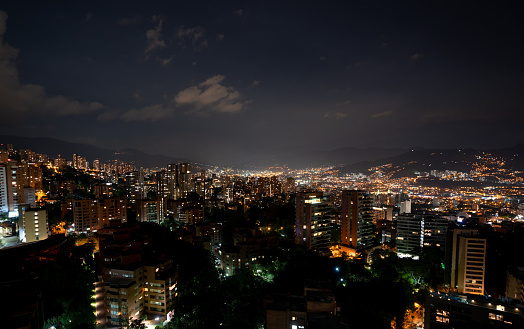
(2, 133), (524, 170)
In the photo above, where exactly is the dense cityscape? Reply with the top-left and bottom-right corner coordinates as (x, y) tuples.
(2, 1), (524, 328)
(1, 143), (524, 329)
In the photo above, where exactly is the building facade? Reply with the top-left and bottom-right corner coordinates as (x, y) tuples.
(295, 192), (332, 253)
(425, 291), (524, 328)
(396, 214), (449, 258)
(449, 229), (486, 295)
(341, 190), (374, 253)
(19, 208), (48, 243)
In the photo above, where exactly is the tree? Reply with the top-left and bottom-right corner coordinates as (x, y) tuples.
(219, 270), (266, 329)
(118, 316), (146, 329)
(40, 241), (96, 328)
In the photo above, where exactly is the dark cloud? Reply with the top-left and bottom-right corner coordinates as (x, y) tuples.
(370, 110), (393, 119)
(0, 11), (104, 124)
(120, 104), (174, 122)
(156, 55), (174, 65)
(145, 16), (166, 58)
(174, 75), (244, 113)
(177, 26), (207, 50)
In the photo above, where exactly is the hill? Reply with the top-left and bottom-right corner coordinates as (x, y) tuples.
(339, 144), (524, 179)
(0, 135), (189, 168)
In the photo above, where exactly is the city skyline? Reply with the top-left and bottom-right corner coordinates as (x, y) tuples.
(1, 131), (524, 328)
(0, 1), (522, 165)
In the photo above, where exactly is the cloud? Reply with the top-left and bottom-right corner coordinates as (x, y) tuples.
(324, 111), (348, 119)
(157, 56), (174, 65)
(320, 56), (327, 61)
(101, 76), (245, 121)
(216, 34), (225, 41)
(411, 53), (424, 61)
(120, 104), (174, 121)
(235, 9), (243, 17)
(177, 26), (207, 49)
(252, 80), (260, 86)
(145, 16), (166, 57)
(98, 104), (175, 122)
(370, 110), (393, 118)
(0, 10), (105, 123)
(174, 75), (245, 113)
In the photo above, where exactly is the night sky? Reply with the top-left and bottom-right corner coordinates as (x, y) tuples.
(0, 1), (522, 165)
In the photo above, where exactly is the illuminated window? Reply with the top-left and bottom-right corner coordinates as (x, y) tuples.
(436, 316), (449, 323)
(489, 313), (503, 321)
(436, 310), (449, 316)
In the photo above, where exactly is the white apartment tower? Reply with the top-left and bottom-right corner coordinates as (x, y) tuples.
(19, 208), (48, 243)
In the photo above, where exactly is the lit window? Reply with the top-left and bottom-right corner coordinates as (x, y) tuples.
(436, 316), (449, 323)
(489, 313), (503, 321)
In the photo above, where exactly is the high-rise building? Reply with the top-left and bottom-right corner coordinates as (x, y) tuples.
(423, 216), (449, 248)
(73, 199), (99, 234)
(177, 199), (204, 225)
(396, 214), (449, 258)
(156, 170), (170, 200)
(125, 170), (145, 203)
(341, 190), (375, 253)
(396, 214), (422, 258)
(94, 183), (114, 198)
(97, 224), (178, 326)
(19, 207), (48, 243)
(506, 266), (524, 302)
(93, 159), (101, 171)
(54, 155), (66, 169)
(137, 200), (161, 224)
(176, 162), (191, 199)
(165, 163), (193, 200)
(98, 197), (127, 228)
(400, 200), (411, 214)
(0, 165), (8, 214)
(72, 154), (87, 170)
(22, 187), (37, 208)
(0, 163), (21, 216)
(295, 191), (332, 253)
(448, 229), (486, 295)
(166, 164), (177, 199)
(285, 177), (296, 195)
(17, 163), (43, 191)
(194, 170), (206, 198)
(0, 149), (8, 163)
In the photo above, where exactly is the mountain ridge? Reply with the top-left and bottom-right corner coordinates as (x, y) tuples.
(2, 135), (523, 172)
(0, 135), (189, 168)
